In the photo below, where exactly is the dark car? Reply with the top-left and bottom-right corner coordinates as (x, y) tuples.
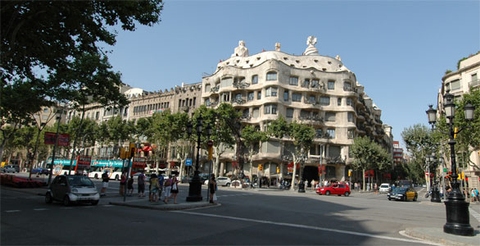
(316, 183), (351, 196)
(31, 167), (49, 175)
(45, 175), (100, 206)
(387, 186), (418, 201)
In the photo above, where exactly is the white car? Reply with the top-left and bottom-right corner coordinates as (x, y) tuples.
(379, 183), (391, 193)
(217, 177), (231, 187)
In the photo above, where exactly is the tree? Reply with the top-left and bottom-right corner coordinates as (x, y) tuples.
(401, 124), (436, 184)
(1, 1), (164, 159)
(289, 121), (316, 191)
(241, 124), (269, 184)
(350, 136), (392, 191)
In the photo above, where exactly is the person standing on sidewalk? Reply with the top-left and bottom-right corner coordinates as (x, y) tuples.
(208, 174), (217, 204)
(137, 171), (146, 198)
(170, 174), (179, 204)
(163, 175), (172, 204)
(119, 172), (127, 196)
(127, 174), (134, 196)
(100, 170), (109, 196)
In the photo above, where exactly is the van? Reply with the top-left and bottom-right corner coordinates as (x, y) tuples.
(4, 165), (19, 173)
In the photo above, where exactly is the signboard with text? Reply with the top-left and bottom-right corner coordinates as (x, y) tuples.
(76, 155), (91, 169)
(44, 132), (70, 146)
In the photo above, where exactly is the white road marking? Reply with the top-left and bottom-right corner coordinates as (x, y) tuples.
(5, 210), (20, 213)
(175, 210), (439, 245)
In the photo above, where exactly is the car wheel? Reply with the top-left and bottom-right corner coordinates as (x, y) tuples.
(344, 192), (350, 197)
(115, 175), (119, 181)
(388, 198), (391, 201)
(413, 195), (417, 201)
(325, 191), (331, 196)
(63, 196), (71, 206)
(91, 200), (99, 206)
(45, 193), (53, 204)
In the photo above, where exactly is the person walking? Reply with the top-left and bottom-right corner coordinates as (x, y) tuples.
(208, 174), (217, 204)
(149, 174), (160, 202)
(137, 171), (146, 198)
(119, 171), (127, 196)
(127, 175), (134, 196)
(163, 175), (172, 204)
(170, 174), (179, 204)
(100, 170), (109, 196)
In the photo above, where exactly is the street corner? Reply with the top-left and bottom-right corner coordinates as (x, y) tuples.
(403, 227), (480, 246)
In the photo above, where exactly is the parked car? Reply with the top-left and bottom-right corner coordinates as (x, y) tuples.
(387, 186), (418, 201)
(379, 183), (391, 193)
(45, 175), (100, 206)
(316, 183), (351, 196)
(4, 165), (19, 173)
(216, 176), (232, 187)
(31, 167), (49, 175)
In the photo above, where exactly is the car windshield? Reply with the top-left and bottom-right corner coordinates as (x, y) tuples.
(393, 187), (407, 193)
(68, 176), (95, 187)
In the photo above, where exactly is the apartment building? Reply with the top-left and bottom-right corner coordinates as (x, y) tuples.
(201, 37), (392, 184)
(440, 52), (480, 189)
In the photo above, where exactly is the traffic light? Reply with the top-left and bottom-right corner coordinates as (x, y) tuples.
(119, 147), (127, 159)
(129, 143), (136, 158)
(258, 164), (263, 171)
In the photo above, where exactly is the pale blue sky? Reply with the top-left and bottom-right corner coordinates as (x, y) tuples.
(106, 0), (480, 143)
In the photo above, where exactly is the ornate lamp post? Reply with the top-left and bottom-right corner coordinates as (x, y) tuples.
(186, 115), (211, 202)
(425, 91), (474, 236)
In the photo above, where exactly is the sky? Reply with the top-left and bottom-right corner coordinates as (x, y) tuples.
(105, 0), (480, 145)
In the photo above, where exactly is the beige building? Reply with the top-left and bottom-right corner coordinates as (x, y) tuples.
(439, 52), (480, 189)
(201, 37), (392, 185)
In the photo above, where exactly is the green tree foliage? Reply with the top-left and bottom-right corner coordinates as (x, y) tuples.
(401, 124), (436, 183)
(350, 136), (393, 190)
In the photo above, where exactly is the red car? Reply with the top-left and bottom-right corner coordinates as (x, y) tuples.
(316, 183), (351, 196)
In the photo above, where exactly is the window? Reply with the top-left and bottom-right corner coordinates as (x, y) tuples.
(343, 81), (352, 91)
(346, 98), (353, 106)
(472, 73), (478, 83)
(325, 112), (336, 122)
(252, 108), (259, 118)
(257, 91), (261, 100)
(347, 129), (355, 139)
(205, 84), (211, 92)
(347, 112), (354, 122)
(264, 104), (277, 115)
(266, 87), (278, 97)
(222, 93), (230, 102)
(234, 93), (242, 102)
(266, 71), (277, 81)
(205, 98), (211, 106)
(450, 79), (460, 90)
(302, 79), (310, 88)
(284, 90), (289, 101)
(248, 92), (254, 101)
(319, 96), (330, 106)
(289, 76), (299, 85)
(286, 108), (294, 118)
(311, 79), (320, 88)
(328, 81), (335, 90)
(337, 98), (342, 106)
(316, 129), (324, 138)
(309, 95), (316, 104)
(292, 93), (302, 102)
(252, 75), (259, 84)
(326, 129), (335, 139)
(221, 77), (233, 87)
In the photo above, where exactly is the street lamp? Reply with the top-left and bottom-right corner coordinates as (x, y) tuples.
(47, 109), (63, 185)
(425, 91), (474, 236)
(186, 115), (212, 202)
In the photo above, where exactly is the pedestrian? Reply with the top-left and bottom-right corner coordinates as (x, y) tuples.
(170, 174), (179, 204)
(209, 174), (217, 204)
(470, 189), (476, 203)
(163, 175), (172, 204)
(100, 170), (109, 196)
(149, 174), (160, 202)
(127, 175), (134, 196)
(474, 188), (479, 202)
(374, 183), (378, 194)
(119, 172), (127, 196)
(137, 171), (146, 198)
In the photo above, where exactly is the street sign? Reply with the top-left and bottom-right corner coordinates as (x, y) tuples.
(186, 158), (192, 166)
